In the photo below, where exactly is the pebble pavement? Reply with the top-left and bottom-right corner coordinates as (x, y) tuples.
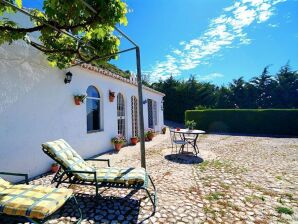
(1, 131), (297, 223)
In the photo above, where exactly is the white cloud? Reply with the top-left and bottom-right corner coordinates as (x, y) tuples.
(151, 0), (286, 80)
(198, 73), (224, 81)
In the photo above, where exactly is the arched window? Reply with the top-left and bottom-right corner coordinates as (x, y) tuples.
(86, 86), (101, 132)
(117, 93), (126, 137)
(131, 96), (138, 137)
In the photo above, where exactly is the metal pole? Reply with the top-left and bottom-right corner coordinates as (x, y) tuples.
(136, 47), (146, 169)
(78, 0), (147, 169)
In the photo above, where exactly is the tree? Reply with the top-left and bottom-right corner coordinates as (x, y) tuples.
(250, 66), (278, 108)
(0, 0), (127, 69)
(275, 63), (298, 108)
(150, 64), (297, 122)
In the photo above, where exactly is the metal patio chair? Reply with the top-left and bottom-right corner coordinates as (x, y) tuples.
(0, 172), (82, 224)
(169, 129), (188, 154)
(41, 139), (157, 215)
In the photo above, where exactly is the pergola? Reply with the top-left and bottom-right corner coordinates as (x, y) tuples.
(1, 0), (147, 169)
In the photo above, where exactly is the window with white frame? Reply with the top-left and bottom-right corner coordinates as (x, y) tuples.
(117, 93), (126, 137)
(153, 100), (158, 126)
(86, 86), (101, 132)
(131, 96), (138, 137)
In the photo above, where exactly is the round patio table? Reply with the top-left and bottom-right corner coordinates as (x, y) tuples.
(173, 129), (206, 155)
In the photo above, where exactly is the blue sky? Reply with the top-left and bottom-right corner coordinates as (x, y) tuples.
(23, 0), (298, 85)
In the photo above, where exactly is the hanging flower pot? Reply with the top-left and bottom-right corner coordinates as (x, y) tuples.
(109, 90), (115, 102)
(74, 98), (81, 105)
(74, 94), (86, 106)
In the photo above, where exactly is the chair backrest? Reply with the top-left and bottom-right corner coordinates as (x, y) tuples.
(42, 139), (94, 179)
(169, 129), (183, 143)
(0, 177), (11, 192)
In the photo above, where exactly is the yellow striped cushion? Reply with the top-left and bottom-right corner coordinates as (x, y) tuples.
(0, 177), (11, 192)
(0, 184), (72, 219)
(42, 139), (146, 185)
(42, 139), (94, 179)
(83, 167), (146, 185)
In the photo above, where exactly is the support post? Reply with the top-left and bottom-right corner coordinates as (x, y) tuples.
(136, 46), (146, 169)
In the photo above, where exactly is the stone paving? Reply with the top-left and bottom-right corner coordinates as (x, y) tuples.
(1, 131), (297, 224)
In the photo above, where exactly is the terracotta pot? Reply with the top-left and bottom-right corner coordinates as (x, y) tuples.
(147, 133), (154, 141)
(74, 98), (81, 105)
(130, 137), (138, 145)
(51, 165), (59, 173)
(109, 95), (115, 102)
(114, 143), (122, 151)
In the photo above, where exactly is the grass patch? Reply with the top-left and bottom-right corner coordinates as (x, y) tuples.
(198, 160), (247, 174)
(219, 182), (230, 190)
(276, 206), (294, 215)
(275, 176), (282, 180)
(205, 191), (225, 200)
(245, 195), (265, 203)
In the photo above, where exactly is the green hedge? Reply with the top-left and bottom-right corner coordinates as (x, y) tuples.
(185, 109), (298, 136)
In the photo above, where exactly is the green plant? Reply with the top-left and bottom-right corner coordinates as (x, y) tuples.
(185, 109), (298, 135)
(276, 206), (293, 215)
(185, 120), (197, 130)
(205, 192), (225, 200)
(74, 94), (86, 103)
(111, 135), (126, 144)
(0, 0), (128, 70)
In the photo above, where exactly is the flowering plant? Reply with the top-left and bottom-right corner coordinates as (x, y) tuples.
(145, 128), (155, 138)
(111, 135), (126, 144)
(74, 94), (86, 103)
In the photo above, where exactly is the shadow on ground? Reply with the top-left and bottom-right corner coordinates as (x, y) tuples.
(165, 153), (204, 164)
(0, 193), (154, 224)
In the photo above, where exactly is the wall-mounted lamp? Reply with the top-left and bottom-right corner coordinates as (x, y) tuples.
(64, 71), (72, 84)
(143, 99), (148, 104)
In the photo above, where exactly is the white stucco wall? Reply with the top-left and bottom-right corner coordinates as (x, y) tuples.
(0, 41), (164, 180)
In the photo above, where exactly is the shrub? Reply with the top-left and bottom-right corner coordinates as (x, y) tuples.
(185, 109), (298, 135)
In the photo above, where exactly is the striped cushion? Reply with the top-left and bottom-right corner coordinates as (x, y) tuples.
(42, 139), (146, 185)
(0, 177), (11, 192)
(84, 167), (146, 185)
(42, 139), (94, 179)
(0, 184), (72, 219)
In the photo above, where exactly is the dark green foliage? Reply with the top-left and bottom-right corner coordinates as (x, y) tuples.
(150, 64), (298, 122)
(276, 207), (294, 215)
(185, 109), (298, 135)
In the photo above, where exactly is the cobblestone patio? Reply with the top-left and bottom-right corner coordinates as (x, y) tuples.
(1, 131), (297, 224)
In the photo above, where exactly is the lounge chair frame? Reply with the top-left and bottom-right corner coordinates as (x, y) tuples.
(42, 147), (157, 215)
(0, 172), (82, 224)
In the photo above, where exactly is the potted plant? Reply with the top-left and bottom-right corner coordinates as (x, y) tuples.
(130, 136), (138, 145)
(111, 135), (126, 151)
(185, 120), (197, 130)
(145, 128), (155, 141)
(109, 90), (115, 102)
(161, 126), (167, 134)
(74, 94), (86, 105)
(51, 163), (60, 173)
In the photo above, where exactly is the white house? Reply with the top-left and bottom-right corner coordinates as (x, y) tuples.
(0, 37), (164, 179)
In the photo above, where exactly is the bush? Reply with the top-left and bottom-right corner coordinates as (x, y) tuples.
(185, 109), (298, 135)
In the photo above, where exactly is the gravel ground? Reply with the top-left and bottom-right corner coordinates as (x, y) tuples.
(1, 130), (297, 224)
